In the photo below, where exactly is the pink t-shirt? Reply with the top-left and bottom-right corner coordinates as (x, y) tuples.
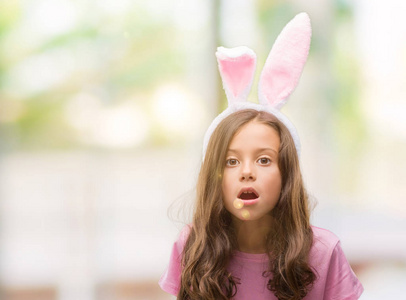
(159, 225), (364, 299)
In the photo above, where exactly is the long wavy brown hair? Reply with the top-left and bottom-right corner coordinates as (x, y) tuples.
(179, 109), (316, 300)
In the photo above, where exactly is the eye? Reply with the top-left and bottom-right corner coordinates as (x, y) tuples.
(226, 158), (239, 166)
(257, 157), (271, 165)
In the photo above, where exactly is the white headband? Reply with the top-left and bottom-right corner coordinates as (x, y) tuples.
(202, 12), (312, 159)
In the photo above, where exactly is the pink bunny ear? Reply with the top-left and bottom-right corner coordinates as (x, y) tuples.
(258, 12), (312, 109)
(216, 46), (257, 105)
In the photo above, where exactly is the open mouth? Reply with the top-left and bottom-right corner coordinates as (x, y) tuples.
(238, 188), (259, 200)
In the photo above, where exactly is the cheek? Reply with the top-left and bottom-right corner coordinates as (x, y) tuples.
(276, 179), (282, 198)
(273, 171), (282, 188)
(221, 175), (230, 197)
(221, 172), (236, 204)
(266, 171), (282, 194)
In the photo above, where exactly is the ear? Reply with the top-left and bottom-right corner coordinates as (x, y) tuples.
(258, 12), (312, 109)
(216, 46), (257, 105)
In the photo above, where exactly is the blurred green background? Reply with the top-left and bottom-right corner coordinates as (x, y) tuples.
(1, 0), (406, 299)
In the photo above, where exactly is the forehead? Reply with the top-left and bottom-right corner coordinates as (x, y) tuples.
(228, 121), (280, 151)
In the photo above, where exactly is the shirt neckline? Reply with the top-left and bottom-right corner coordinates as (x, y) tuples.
(233, 250), (269, 262)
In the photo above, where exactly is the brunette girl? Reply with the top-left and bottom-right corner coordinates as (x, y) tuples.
(159, 13), (364, 300)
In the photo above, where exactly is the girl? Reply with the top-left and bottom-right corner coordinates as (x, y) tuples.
(159, 13), (364, 300)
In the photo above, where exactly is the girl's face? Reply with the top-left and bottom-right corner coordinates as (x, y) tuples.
(222, 120), (282, 222)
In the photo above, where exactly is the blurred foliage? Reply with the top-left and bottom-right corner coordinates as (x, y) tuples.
(331, 2), (367, 191)
(257, 0), (295, 45)
(0, 1), (183, 151)
(0, 1), (21, 35)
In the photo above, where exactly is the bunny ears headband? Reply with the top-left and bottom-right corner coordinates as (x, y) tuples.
(202, 12), (312, 159)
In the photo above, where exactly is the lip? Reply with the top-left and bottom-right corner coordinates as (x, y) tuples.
(241, 198), (259, 206)
(237, 187), (259, 206)
(238, 187), (259, 197)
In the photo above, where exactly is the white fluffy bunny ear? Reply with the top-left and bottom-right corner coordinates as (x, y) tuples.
(258, 12), (312, 109)
(216, 46), (257, 105)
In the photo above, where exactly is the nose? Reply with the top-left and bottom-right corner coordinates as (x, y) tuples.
(240, 162), (256, 181)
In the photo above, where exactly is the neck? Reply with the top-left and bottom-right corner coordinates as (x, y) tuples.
(232, 215), (273, 254)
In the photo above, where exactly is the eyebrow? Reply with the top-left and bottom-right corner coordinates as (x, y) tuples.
(227, 147), (278, 155)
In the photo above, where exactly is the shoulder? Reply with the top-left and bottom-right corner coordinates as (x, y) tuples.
(309, 226), (341, 263)
(173, 224), (192, 252)
(158, 224), (193, 296)
(180, 223), (192, 241)
(311, 225), (340, 248)
(309, 227), (364, 298)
